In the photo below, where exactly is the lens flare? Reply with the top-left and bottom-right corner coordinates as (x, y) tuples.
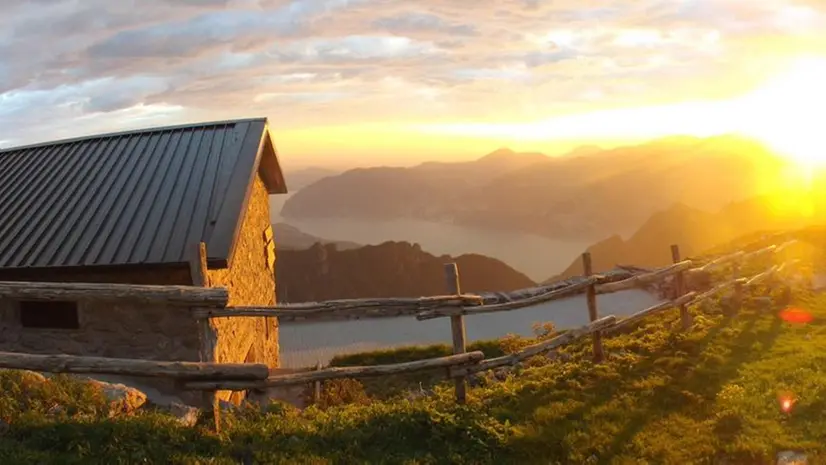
(778, 393), (797, 414)
(779, 307), (814, 324)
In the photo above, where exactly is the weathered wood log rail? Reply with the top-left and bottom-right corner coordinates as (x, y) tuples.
(182, 351), (486, 390)
(0, 280), (229, 307)
(0, 351), (269, 380)
(450, 315), (617, 377)
(0, 237), (804, 422)
(415, 276), (602, 320)
(191, 294), (485, 321)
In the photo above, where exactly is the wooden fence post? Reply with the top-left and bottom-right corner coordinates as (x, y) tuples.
(189, 242), (221, 433)
(731, 262), (743, 316)
(581, 253), (605, 363)
(444, 263), (467, 404)
(312, 360), (322, 404)
(670, 245), (693, 330)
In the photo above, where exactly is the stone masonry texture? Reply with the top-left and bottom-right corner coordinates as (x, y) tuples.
(207, 174), (279, 369)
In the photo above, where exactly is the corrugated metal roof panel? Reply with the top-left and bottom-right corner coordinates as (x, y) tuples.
(0, 118), (278, 270)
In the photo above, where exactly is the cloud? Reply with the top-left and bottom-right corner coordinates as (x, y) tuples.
(0, 0), (824, 150)
(372, 12), (477, 36)
(86, 0), (363, 59)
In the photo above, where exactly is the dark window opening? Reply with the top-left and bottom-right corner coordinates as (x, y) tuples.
(19, 300), (80, 329)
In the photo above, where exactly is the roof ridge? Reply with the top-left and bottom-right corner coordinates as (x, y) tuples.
(0, 116), (268, 154)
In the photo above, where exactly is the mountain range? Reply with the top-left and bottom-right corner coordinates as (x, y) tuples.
(547, 194), (823, 281)
(280, 135), (791, 241)
(275, 241), (535, 302)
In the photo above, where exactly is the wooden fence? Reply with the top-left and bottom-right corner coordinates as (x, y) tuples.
(0, 236), (804, 432)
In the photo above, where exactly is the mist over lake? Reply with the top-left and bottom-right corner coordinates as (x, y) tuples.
(271, 195), (592, 282)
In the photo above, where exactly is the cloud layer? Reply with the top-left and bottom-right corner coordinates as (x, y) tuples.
(1, 0), (824, 151)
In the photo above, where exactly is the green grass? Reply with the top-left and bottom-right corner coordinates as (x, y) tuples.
(2, 237), (825, 463)
(324, 323), (557, 399)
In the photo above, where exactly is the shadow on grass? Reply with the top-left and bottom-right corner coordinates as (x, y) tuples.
(598, 314), (783, 461)
(497, 306), (786, 463)
(1, 417), (225, 465)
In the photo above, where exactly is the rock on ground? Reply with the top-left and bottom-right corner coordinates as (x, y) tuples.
(11, 371), (148, 417)
(776, 451), (808, 464)
(166, 402), (200, 427)
(82, 379), (147, 416)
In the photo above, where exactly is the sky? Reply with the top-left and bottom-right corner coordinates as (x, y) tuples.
(1, 0), (825, 169)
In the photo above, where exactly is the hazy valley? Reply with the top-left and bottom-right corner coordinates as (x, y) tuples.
(273, 134), (819, 283)
(280, 135), (791, 242)
(269, 134), (825, 370)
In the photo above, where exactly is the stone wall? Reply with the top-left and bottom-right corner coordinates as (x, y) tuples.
(0, 297), (203, 405)
(0, 265), (197, 362)
(207, 173), (279, 372)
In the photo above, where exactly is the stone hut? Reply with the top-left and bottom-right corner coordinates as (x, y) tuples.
(0, 118), (287, 404)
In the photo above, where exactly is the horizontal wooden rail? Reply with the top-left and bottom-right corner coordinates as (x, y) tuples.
(686, 240), (795, 276)
(416, 276), (602, 320)
(0, 281), (229, 307)
(684, 260), (790, 309)
(689, 277), (747, 306)
(688, 251), (745, 274)
(605, 292), (697, 334)
(743, 263), (784, 286)
(595, 260), (694, 294)
(451, 315), (617, 377)
(193, 294), (485, 321)
(0, 352), (269, 380)
(183, 351), (485, 390)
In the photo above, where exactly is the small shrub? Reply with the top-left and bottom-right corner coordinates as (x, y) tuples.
(531, 321), (557, 340)
(310, 378), (371, 408)
(713, 411), (744, 440)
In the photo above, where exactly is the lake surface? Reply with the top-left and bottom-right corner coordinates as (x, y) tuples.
(279, 289), (661, 368)
(270, 195), (593, 282)
(270, 193), (646, 368)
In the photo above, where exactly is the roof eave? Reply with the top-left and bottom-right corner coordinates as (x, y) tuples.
(0, 117), (270, 154)
(206, 119), (273, 270)
(258, 124), (289, 195)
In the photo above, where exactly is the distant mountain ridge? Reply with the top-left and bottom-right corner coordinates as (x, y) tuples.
(275, 241), (536, 303)
(281, 135), (791, 241)
(284, 167), (340, 191)
(273, 223), (361, 251)
(546, 194), (823, 282)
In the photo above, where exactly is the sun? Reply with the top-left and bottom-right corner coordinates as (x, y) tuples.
(733, 57), (826, 169)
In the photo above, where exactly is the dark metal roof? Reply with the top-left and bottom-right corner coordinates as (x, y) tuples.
(0, 117), (286, 271)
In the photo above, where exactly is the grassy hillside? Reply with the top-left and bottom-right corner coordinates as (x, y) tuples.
(1, 235), (824, 463)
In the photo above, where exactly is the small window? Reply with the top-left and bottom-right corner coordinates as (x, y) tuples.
(19, 300), (80, 329)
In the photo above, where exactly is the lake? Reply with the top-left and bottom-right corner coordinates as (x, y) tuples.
(270, 193), (643, 368)
(279, 289), (661, 368)
(270, 195), (594, 282)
